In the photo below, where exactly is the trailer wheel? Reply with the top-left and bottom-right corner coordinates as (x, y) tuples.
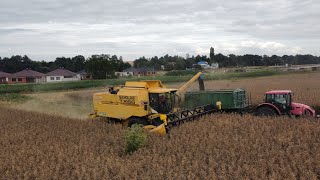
(204, 104), (215, 111)
(128, 117), (149, 127)
(255, 106), (277, 116)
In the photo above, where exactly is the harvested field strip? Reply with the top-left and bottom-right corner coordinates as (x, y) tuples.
(1, 108), (320, 179)
(0, 69), (290, 93)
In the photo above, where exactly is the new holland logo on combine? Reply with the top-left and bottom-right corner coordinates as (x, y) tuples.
(119, 96), (135, 104)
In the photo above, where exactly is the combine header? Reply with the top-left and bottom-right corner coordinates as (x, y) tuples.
(164, 104), (216, 132)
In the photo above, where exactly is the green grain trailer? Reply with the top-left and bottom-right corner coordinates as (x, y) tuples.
(184, 89), (248, 110)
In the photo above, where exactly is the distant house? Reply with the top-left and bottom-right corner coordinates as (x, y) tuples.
(115, 67), (156, 77)
(76, 70), (92, 80)
(193, 61), (219, 69)
(211, 63), (219, 69)
(197, 61), (211, 69)
(0, 71), (12, 84)
(12, 69), (45, 83)
(46, 68), (80, 82)
(114, 71), (130, 77)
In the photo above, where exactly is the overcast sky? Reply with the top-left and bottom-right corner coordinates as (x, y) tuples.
(0, 0), (319, 61)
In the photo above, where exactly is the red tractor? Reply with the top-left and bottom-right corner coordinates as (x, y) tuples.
(255, 90), (317, 117)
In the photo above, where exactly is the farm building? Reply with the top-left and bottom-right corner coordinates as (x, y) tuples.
(197, 61), (211, 69)
(193, 61), (219, 69)
(76, 70), (92, 80)
(46, 68), (80, 82)
(0, 71), (12, 84)
(115, 67), (156, 77)
(12, 69), (45, 83)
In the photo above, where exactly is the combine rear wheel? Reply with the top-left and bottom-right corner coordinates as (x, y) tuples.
(255, 106), (277, 117)
(127, 117), (149, 127)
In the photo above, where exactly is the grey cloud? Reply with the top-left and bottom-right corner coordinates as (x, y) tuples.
(0, 28), (34, 34)
(0, 0), (319, 60)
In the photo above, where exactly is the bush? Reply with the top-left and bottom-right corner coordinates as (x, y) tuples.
(124, 124), (148, 154)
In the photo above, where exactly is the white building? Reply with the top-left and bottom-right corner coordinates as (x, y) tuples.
(46, 68), (80, 82)
(115, 67), (156, 77)
(197, 61), (211, 69)
(211, 63), (219, 69)
(115, 71), (133, 77)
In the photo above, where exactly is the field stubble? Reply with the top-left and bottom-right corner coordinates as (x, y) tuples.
(1, 108), (320, 179)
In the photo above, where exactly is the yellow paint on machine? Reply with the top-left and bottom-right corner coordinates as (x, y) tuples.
(93, 89), (149, 119)
(91, 72), (203, 135)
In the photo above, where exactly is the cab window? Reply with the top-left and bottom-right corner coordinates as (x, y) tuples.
(266, 94), (288, 105)
(149, 92), (174, 114)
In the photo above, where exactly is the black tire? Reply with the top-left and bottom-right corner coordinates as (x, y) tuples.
(303, 110), (312, 117)
(127, 117), (149, 127)
(255, 106), (277, 117)
(204, 104), (215, 111)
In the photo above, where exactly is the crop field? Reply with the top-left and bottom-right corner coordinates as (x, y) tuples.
(1, 72), (320, 178)
(1, 107), (320, 179)
(6, 71), (319, 118)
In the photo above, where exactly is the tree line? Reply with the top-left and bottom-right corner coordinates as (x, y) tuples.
(0, 54), (131, 79)
(133, 54), (320, 70)
(1, 52), (320, 79)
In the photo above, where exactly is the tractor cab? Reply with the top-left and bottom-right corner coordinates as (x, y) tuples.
(265, 90), (292, 112)
(258, 90), (316, 117)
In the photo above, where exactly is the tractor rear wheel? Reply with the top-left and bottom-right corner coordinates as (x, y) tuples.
(255, 106), (277, 117)
(127, 117), (149, 127)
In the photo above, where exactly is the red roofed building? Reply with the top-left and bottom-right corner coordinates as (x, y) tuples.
(0, 71), (13, 84)
(46, 68), (80, 82)
(12, 69), (45, 83)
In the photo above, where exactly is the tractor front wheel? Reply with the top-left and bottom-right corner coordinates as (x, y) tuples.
(303, 110), (312, 117)
(255, 106), (277, 117)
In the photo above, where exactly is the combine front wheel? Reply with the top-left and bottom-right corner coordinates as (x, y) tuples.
(127, 117), (149, 127)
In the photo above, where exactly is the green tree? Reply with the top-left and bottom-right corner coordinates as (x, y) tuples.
(175, 58), (186, 70)
(215, 53), (228, 67)
(71, 55), (86, 72)
(134, 56), (149, 68)
(85, 54), (115, 79)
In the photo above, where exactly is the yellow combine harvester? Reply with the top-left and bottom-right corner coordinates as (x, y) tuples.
(89, 72), (220, 135)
